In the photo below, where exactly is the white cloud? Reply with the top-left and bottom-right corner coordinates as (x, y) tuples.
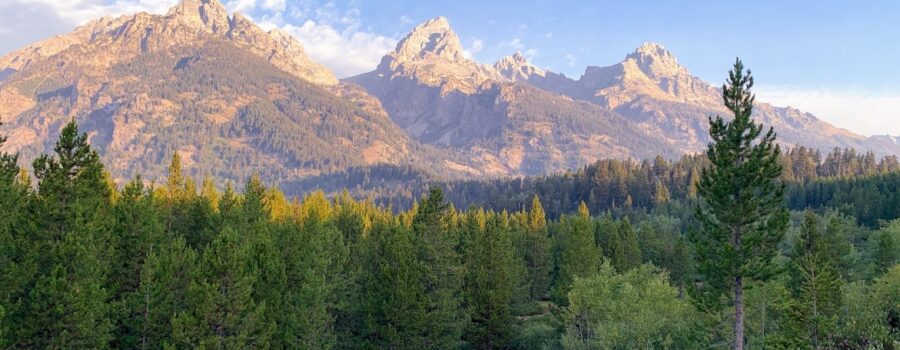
(756, 86), (900, 136)
(399, 15), (415, 25)
(225, 0), (257, 13)
(0, 0), (177, 55)
(22, 0), (177, 25)
(501, 38), (524, 51)
(462, 38), (483, 59)
(254, 2), (395, 77)
(269, 19), (396, 78)
(564, 53), (576, 67)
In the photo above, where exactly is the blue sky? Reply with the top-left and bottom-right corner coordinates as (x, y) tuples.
(1, 0), (898, 135)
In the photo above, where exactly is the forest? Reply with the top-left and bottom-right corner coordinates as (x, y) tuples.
(1, 61), (899, 349)
(0, 119), (897, 349)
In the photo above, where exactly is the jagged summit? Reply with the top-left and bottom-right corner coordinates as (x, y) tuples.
(494, 51), (545, 82)
(355, 16), (503, 93)
(624, 42), (689, 79)
(390, 16), (466, 63)
(0, 0), (337, 85)
(165, 0), (230, 32)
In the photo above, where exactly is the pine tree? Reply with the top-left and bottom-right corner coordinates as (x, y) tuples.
(689, 59), (789, 350)
(653, 180), (671, 204)
(872, 230), (896, 277)
(618, 218), (642, 271)
(361, 220), (428, 349)
(172, 227), (272, 348)
(110, 178), (166, 348)
(463, 212), (516, 349)
(166, 152), (185, 199)
(274, 208), (346, 348)
(595, 213), (622, 267)
(130, 237), (197, 349)
(23, 120), (115, 348)
(0, 119), (23, 348)
(521, 195), (551, 302)
(410, 187), (466, 348)
(779, 211), (842, 349)
(552, 202), (601, 305)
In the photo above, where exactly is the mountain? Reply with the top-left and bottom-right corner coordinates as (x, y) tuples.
(508, 42), (900, 156)
(0, 0), (472, 186)
(347, 18), (675, 176)
(0, 7), (897, 193)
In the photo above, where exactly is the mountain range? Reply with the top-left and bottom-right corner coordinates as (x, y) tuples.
(1, 0), (897, 191)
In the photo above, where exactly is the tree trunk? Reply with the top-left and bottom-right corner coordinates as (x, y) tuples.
(735, 276), (744, 350)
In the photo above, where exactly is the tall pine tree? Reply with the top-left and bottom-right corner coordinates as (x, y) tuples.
(411, 187), (465, 348)
(21, 121), (115, 348)
(689, 59), (789, 350)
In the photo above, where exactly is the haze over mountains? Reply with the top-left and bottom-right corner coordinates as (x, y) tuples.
(0, 0), (896, 191)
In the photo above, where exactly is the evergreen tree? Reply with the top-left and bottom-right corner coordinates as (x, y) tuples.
(596, 213), (625, 271)
(689, 59), (789, 350)
(777, 211), (842, 349)
(21, 121), (115, 348)
(552, 202), (602, 305)
(111, 178), (166, 348)
(172, 227), (272, 348)
(872, 229), (896, 277)
(618, 218), (642, 272)
(411, 187), (466, 348)
(519, 195), (551, 302)
(130, 237), (197, 349)
(274, 206), (346, 348)
(361, 221), (428, 349)
(0, 119), (24, 348)
(463, 212), (516, 349)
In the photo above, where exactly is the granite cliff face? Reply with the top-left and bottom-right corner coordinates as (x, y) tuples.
(481, 42), (900, 156)
(347, 18), (674, 175)
(0, 0), (472, 186)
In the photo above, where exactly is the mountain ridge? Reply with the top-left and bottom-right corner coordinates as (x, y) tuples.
(0, 4), (897, 194)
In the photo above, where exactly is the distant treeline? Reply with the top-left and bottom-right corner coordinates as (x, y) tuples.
(288, 147), (900, 227)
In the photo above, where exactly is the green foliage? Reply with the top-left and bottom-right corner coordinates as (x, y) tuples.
(513, 196), (552, 303)
(462, 210), (517, 349)
(18, 120), (115, 348)
(561, 264), (694, 349)
(834, 267), (900, 348)
(172, 227), (272, 348)
(410, 187), (467, 349)
(551, 202), (602, 305)
(0, 120), (897, 349)
(360, 221), (428, 349)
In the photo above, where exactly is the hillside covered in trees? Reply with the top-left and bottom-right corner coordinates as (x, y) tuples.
(0, 120), (897, 349)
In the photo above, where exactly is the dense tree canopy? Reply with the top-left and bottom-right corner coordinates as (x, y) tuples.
(0, 121), (897, 349)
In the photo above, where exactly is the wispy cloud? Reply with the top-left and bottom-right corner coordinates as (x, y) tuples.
(462, 38), (484, 59)
(756, 86), (900, 136)
(255, 2), (396, 78)
(564, 53), (576, 67)
(261, 19), (396, 78)
(500, 38), (524, 51)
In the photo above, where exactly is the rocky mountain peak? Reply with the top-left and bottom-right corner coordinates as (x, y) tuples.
(494, 51), (545, 81)
(624, 42), (689, 80)
(0, 0), (337, 85)
(391, 16), (466, 63)
(166, 0), (230, 33)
